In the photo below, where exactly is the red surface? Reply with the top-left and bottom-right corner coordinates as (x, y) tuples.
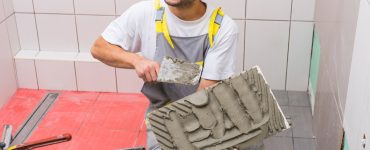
(0, 89), (149, 150)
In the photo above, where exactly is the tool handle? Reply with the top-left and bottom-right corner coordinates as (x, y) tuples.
(12, 133), (72, 150)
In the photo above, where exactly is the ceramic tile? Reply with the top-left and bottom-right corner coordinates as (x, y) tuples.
(247, 0), (292, 20)
(33, 0), (74, 14)
(116, 68), (144, 93)
(75, 58), (117, 92)
(36, 14), (78, 52)
(286, 22), (313, 91)
(5, 14), (21, 55)
(15, 13), (39, 50)
(245, 20), (290, 90)
(12, 0), (34, 13)
(74, 0), (115, 15)
(291, 0), (316, 21)
(202, 0), (246, 19)
(293, 138), (316, 150)
(76, 15), (115, 52)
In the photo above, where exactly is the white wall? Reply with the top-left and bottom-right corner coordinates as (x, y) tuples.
(343, 0), (370, 149)
(0, 0), (19, 108)
(11, 0), (315, 92)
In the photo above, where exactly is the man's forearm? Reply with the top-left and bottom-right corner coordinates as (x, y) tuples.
(91, 36), (142, 69)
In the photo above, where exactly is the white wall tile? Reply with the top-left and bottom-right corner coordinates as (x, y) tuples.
(6, 15), (21, 55)
(15, 13), (39, 50)
(0, 0), (5, 22)
(33, 0), (74, 14)
(0, 23), (17, 107)
(76, 15), (115, 52)
(15, 59), (38, 89)
(74, 0), (115, 15)
(203, 0), (245, 19)
(36, 14), (78, 52)
(75, 61), (116, 92)
(116, 68), (143, 93)
(245, 20), (290, 90)
(247, 0), (292, 20)
(35, 52), (77, 90)
(115, 0), (141, 15)
(13, 0), (34, 13)
(291, 0), (315, 21)
(286, 22), (313, 91)
(14, 50), (39, 89)
(2, 0), (14, 17)
(235, 20), (245, 73)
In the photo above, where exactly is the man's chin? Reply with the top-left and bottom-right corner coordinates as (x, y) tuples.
(164, 0), (181, 6)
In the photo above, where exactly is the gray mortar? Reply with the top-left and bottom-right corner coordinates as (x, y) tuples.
(148, 66), (290, 150)
(157, 56), (202, 85)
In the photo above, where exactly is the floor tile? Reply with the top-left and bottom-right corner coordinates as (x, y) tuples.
(275, 106), (293, 137)
(288, 91), (310, 107)
(273, 90), (289, 106)
(264, 136), (294, 150)
(293, 138), (316, 150)
(290, 107), (314, 138)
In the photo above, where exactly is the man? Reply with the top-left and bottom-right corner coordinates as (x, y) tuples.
(91, 0), (246, 149)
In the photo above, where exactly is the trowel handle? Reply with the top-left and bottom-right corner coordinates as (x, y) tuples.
(10, 133), (72, 150)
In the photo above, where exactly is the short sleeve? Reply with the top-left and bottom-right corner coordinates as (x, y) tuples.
(101, 1), (149, 52)
(201, 17), (239, 80)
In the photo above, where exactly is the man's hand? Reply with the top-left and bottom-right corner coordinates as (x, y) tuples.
(197, 79), (219, 91)
(133, 57), (160, 83)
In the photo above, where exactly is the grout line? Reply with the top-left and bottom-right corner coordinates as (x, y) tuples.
(73, 61), (79, 91)
(11, 12), (314, 22)
(292, 135), (296, 149)
(0, 12), (15, 24)
(114, 0), (117, 16)
(293, 137), (316, 140)
(13, 13), (23, 51)
(242, 0), (247, 71)
(33, 60), (40, 89)
(72, 0), (81, 53)
(14, 11), (116, 17)
(284, 0), (295, 90)
(31, 0), (41, 51)
(306, 25), (316, 91)
(115, 68), (119, 92)
(4, 15), (20, 88)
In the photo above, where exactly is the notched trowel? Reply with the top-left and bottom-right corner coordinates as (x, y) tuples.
(157, 56), (202, 85)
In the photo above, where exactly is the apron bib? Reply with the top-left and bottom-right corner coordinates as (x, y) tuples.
(142, 0), (224, 111)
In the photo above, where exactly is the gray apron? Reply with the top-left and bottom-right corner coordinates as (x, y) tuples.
(142, 6), (211, 150)
(141, 33), (210, 111)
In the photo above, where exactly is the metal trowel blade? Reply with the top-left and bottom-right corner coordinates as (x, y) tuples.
(157, 56), (202, 85)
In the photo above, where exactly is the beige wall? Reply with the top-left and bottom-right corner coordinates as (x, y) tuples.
(313, 0), (360, 149)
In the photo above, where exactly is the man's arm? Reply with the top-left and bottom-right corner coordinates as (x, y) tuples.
(91, 36), (160, 82)
(197, 79), (219, 91)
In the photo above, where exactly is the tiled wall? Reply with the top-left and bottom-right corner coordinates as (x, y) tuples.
(313, 0), (361, 148)
(11, 0), (315, 92)
(0, 0), (18, 107)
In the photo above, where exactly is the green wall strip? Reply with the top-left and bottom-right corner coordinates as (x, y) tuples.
(309, 29), (321, 96)
(343, 135), (350, 150)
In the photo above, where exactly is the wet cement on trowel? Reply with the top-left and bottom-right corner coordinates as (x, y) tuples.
(157, 56), (202, 85)
(149, 66), (290, 150)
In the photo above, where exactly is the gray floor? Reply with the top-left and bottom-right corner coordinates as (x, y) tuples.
(263, 90), (316, 150)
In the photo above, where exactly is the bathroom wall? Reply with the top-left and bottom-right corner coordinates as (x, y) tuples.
(11, 0), (315, 92)
(0, 0), (19, 107)
(343, 0), (370, 149)
(313, 0), (361, 148)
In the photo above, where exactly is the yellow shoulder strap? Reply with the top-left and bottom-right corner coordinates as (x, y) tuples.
(154, 0), (175, 49)
(208, 7), (224, 47)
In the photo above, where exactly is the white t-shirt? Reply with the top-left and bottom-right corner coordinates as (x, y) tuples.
(102, 0), (238, 80)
